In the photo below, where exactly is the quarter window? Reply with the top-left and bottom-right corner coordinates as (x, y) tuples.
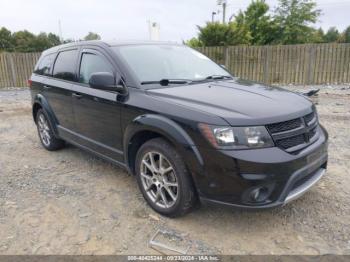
(79, 53), (113, 84)
(34, 53), (56, 76)
(53, 49), (78, 81)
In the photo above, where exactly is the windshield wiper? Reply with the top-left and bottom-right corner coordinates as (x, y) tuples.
(141, 79), (193, 86)
(205, 75), (233, 80)
(141, 76), (233, 86)
(186, 75), (233, 84)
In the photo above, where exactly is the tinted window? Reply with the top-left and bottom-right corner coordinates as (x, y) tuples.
(79, 53), (113, 84)
(53, 49), (78, 81)
(34, 53), (56, 76)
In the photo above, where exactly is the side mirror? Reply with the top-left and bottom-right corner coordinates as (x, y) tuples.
(89, 72), (126, 93)
(220, 64), (227, 69)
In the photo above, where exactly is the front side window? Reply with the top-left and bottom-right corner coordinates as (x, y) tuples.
(34, 53), (56, 76)
(53, 49), (78, 81)
(79, 53), (113, 84)
(114, 45), (230, 84)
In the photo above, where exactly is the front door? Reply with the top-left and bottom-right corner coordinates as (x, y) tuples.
(71, 49), (123, 163)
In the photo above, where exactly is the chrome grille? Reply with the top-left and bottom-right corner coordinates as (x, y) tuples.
(266, 111), (319, 154)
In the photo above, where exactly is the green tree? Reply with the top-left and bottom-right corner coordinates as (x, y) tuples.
(12, 30), (37, 52)
(34, 33), (50, 51)
(12, 31), (61, 52)
(197, 22), (251, 46)
(227, 16), (252, 45)
(197, 22), (230, 46)
(0, 27), (64, 52)
(274, 0), (321, 44)
(185, 37), (203, 48)
(344, 26), (350, 43)
(0, 27), (14, 51)
(84, 32), (101, 41)
(47, 33), (61, 46)
(338, 26), (350, 43)
(310, 27), (325, 43)
(324, 27), (340, 43)
(33, 33), (60, 51)
(240, 0), (278, 45)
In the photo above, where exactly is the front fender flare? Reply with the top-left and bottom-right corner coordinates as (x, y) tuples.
(124, 114), (204, 177)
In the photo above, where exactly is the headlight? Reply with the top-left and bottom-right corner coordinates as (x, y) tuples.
(198, 123), (274, 149)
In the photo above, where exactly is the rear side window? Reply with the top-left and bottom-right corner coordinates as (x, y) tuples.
(53, 49), (78, 81)
(79, 53), (114, 84)
(34, 53), (56, 76)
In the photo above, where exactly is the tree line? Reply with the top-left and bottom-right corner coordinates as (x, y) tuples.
(187, 0), (350, 47)
(0, 28), (101, 52)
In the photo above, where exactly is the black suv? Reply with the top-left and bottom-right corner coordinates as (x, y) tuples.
(30, 41), (328, 217)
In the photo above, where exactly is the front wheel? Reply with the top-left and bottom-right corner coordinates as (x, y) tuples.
(135, 138), (197, 217)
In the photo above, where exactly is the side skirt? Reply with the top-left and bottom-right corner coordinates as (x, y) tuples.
(57, 125), (127, 169)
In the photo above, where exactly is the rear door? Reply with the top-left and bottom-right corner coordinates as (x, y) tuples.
(70, 48), (124, 163)
(44, 48), (79, 131)
(31, 52), (56, 99)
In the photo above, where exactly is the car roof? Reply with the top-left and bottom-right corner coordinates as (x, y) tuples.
(42, 40), (183, 55)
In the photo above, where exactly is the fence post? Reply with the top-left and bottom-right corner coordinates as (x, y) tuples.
(307, 45), (316, 85)
(263, 46), (271, 84)
(6, 53), (17, 87)
(224, 46), (230, 69)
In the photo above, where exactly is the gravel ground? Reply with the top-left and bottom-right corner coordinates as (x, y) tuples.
(0, 86), (349, 255)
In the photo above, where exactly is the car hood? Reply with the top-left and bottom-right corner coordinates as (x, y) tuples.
(146, 79), (313, 126)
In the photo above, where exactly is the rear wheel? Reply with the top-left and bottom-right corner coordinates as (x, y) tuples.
(36, 109), (65, 151)
(135, 138), (197, 217)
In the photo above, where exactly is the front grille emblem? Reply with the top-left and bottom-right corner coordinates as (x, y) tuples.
(304, 131), (310, 142)
(302, 118), (310, 142)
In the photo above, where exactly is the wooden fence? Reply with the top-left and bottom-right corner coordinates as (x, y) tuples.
(0, 52), (41, 88)
(196, 43), (350, 85)
(1, 43), (350, 87)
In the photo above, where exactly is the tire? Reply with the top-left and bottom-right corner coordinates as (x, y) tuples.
(36, 108), (65, 151)
(135, 138), (197, 217)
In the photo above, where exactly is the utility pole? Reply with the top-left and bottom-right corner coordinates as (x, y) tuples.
(147, 20), (152, 40)
(217, 0), (227, 24)
(222, 1), (226, 23)
(211, 12), (216, 23)
(147, 20), (160, 41)
(58, 20), (63, 42)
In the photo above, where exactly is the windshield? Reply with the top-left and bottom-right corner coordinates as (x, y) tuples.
(114, 45), (231, 84)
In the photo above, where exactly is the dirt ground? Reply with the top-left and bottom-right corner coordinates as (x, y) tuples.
(0, 86), (349, 255)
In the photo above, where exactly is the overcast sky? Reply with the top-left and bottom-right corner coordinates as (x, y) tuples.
(1, 0), (350, 42)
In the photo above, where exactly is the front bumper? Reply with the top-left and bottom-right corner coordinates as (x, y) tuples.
(284, 168), (325, 204)
(193, 125), (328, 209)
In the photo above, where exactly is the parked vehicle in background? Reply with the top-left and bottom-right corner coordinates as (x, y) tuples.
(29, 41), (328, 217)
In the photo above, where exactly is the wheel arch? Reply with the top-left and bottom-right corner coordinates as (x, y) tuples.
(32, 102), (42, 123)
(123, 114), (204, 179)
(32, 94), (59, 137)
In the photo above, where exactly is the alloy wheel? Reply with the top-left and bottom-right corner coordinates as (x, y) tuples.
(140, 151), (178, 208)
(37, 113), (51, 147)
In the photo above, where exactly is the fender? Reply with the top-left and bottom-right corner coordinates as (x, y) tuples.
(32, 94), (60, 137)
(124, 114), (204, 178)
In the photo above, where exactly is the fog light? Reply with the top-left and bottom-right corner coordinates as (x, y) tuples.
(250, 186), (269, 202)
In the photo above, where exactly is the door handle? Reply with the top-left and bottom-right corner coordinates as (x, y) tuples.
(72, 92), (83, 99)
(43, 85), (51, 90)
